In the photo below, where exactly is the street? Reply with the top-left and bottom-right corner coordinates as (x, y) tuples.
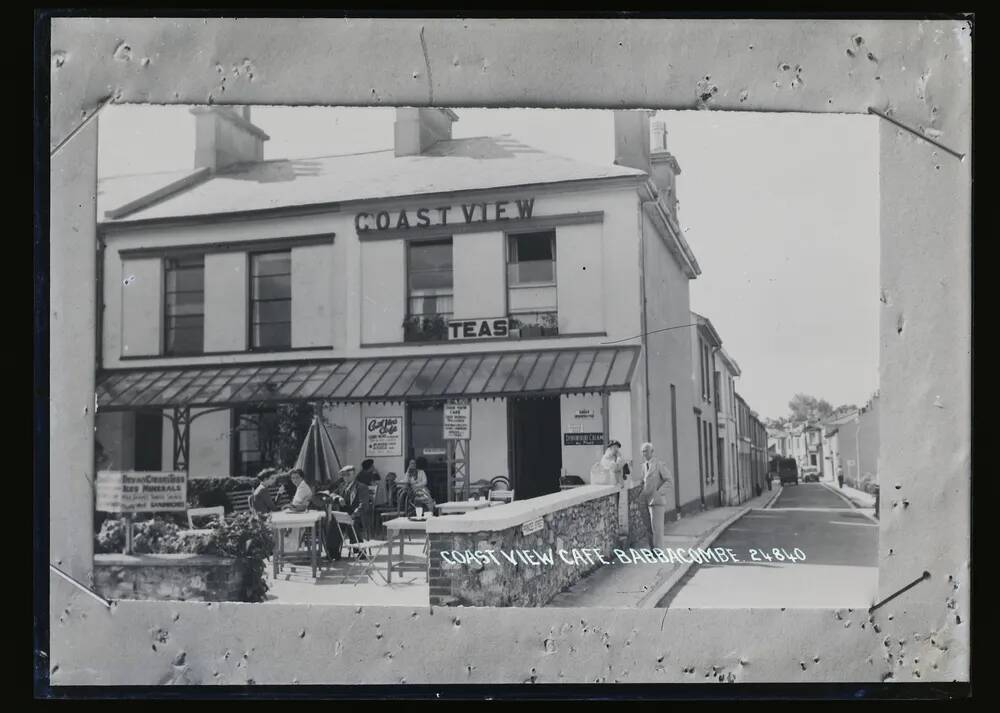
(658, 483), (878, 608)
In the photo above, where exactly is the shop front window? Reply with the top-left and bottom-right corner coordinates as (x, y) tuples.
(507, 230), (558, 338)
(404, 239), (453, 342)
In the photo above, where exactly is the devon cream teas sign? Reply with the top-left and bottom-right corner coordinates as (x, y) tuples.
(96, 471), (188, 513)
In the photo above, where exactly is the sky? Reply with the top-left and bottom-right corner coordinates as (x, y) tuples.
(98, 105), (879, 421)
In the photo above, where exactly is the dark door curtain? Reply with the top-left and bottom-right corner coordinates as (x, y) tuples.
(510, 397), (562, 500)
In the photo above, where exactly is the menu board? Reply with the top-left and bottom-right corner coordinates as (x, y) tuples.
(443, 400), (471, 440)
(365, 416), (403, 457)
(95, 471), (188, 513)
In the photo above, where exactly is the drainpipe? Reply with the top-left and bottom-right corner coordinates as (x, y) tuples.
(638, 193), (655, 446)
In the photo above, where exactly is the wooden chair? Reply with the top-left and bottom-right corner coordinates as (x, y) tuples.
(187, 506), (225, 529)
(330, 510), (388, 584)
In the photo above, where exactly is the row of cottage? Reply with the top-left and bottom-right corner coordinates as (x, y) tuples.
(94, 106), (769, 521)
(767, 393), (880, 491)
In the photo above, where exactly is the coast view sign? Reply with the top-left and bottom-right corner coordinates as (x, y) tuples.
(354, 197), (535, 233)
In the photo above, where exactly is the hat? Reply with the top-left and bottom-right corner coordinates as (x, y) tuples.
(339, 465), (356, 474)
(608, 440), (622, 449)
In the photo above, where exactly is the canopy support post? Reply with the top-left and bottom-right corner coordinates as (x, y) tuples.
(172, 406), (191, 472)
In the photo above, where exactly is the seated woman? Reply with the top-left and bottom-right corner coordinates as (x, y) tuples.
(283, 469), (316, 513)
(398, 458), (436, 515)
(250, 467), (285, 513)
(357, 459), (381, 486)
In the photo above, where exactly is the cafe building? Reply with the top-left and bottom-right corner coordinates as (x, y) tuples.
(94, 106), (705, 513)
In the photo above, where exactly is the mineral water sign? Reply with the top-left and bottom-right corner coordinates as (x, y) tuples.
(95, 471), (188, 513)
(365, 416), (403, 457)
(443, 400), (471, 440)
(522, 517), (544, 536)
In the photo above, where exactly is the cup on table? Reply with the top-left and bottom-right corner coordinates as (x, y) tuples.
(415, 506), (424, 518)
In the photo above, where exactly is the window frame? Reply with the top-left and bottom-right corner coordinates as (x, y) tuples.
(248, 250), (293, 352)
(231, 405), (280, 478)
(505, 229), (559, 338)
(162, 253), (206, 356)
(404, 237), (455, 342)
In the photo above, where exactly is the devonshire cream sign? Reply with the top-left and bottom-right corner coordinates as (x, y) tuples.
(355, 197), (535, 233)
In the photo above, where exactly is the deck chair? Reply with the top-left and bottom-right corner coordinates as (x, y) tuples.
(330, 510), (388, 584)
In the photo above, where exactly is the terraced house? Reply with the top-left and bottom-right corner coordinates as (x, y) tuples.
(95, 106), (724, 517)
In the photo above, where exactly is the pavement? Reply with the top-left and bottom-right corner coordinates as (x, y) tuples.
(263, 537), (429, 607)
(546, 487), (782, 608)
(658, 482), (878, 609)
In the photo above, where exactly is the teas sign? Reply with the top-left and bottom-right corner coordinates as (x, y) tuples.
(443, 400), (471, 440)
(366, 416), (402, 457)
(95, 471), (187, 513)
(448, 317), (509, 340)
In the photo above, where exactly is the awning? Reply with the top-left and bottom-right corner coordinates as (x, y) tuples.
(96, 346), (640, 412)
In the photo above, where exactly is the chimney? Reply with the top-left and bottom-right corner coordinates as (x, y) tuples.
(649, 120), (682, 223)
(394, 107), (459, 157)
(613, 109), (654, 173)
(190, 106), (270, 171)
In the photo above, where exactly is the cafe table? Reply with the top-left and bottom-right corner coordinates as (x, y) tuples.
(383, 516), (430, 583)
(436, 499), (494, 515)
(269, 510), (326, 580)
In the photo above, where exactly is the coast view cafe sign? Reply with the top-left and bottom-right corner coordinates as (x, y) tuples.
(354, 197), (536, 233)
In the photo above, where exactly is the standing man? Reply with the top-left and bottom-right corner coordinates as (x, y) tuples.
(639, 442), (673, 550)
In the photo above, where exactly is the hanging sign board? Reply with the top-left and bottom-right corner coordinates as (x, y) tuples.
(564, 433), (605, 446)
(522, 517), (545, 536)
(95, 471), (188, 513)
(365, 416), (402, 457)
(443, 400), (471, 440)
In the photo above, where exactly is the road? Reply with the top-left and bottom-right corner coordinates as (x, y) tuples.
(658, 483), (878, 608)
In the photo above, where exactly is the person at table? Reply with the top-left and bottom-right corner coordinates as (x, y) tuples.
(250, 467), (285, 513)
(357, 459), (382, 486)
(324, 464), (374, 561)
(401, 458), (436, 515)
(283, 468), (316, 513)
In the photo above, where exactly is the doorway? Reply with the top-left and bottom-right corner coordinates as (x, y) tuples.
(407, 402), (448, 503)
(508, 396), (562, 500)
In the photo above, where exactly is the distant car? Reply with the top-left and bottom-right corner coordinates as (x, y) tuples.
(802, 472), (820, 483)
(776, 458), (799, 485)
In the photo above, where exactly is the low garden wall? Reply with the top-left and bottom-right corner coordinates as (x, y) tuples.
(94, 554), (247, 602)
(426, 485), (623, 607)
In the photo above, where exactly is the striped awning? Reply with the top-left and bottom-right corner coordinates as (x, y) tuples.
(96, 346), (640, 411)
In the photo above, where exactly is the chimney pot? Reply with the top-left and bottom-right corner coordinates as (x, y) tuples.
(394, 107), (458, 157)
(190, 106), (269, 171)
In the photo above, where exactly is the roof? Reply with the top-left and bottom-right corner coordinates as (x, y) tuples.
(97, 136), (646, 225)
(96, 346), (641, 411)
(690, 311), (723, 347)
(716, 346), (741, 376)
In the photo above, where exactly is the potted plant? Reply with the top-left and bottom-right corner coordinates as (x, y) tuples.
(539, 312), (559, 336)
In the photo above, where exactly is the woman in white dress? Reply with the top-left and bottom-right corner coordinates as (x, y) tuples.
(591, 440), (627, 486)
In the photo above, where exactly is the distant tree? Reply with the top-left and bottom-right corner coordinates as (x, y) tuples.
(787, 393), (834, 425)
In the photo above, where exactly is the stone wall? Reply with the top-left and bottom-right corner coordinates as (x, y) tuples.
(427, 491), (619, 607)
(94, 554), (247, 602)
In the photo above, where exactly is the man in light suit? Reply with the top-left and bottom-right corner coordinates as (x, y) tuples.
(639, 442), (673, 549)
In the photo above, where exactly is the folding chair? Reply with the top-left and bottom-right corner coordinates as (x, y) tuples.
(330, 510), (388, 584)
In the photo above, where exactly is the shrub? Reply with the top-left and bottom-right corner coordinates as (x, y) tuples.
(93, 512), (275, 602)
(95, 518), (127, 554)
(207, 512), (275, 602)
